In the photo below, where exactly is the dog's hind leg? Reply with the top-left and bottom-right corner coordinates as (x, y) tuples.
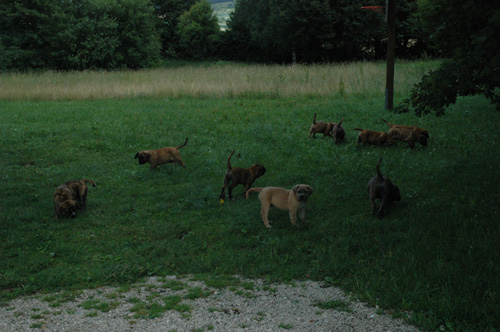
(260, 202), (272, 228)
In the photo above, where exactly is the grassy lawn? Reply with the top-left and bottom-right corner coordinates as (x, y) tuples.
(0, 61), (499, 331)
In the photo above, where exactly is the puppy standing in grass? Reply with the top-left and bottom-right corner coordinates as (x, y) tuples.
(332, 118), (345, 144)
(367, 159), (401, 219)
(220, 150), (266, 200)
(308, 113), (335, 138)
(354, 128), (397, 146)
(246, 185), (313, 228)
(381, 119), (429, 149)
(54, 179), (96, 218)
(135, 138), (188, 170)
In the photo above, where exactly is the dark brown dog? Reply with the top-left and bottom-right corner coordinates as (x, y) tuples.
(381, 119), (429, 149)
(54, 179), (96, 218)
(354, 128), (397, 146)
(308, 113), (335, 138)
(367, 159), (401, 219)
(246, 185), (313, 228)
(332, 118), (345, 144)
(135, 138), (188, 170)
(220, 151), (266, 200)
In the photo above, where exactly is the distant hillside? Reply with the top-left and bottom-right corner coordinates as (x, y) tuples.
(210, 1), (234, 30)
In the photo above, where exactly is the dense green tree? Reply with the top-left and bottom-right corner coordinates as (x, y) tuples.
(176, 0), (219, 59)
(0, 0), (161, 70)
(152, 0), (196, 57)
(222, 0), (426, 63)
(396, 0), (500, 115)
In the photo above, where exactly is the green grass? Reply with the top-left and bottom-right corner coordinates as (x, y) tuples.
(0, 62), (499, 332)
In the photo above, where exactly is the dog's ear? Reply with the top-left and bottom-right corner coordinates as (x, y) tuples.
(305, 185), (314, 195)
(134, 152), (140, 159)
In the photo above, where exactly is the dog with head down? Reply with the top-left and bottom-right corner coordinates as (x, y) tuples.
(308, 113), (335, 138)
(367, 159), (401, 219)
(135, 138), (188, 170)
(246, 184), (313, 228)
(382, 119), (429, 149)
(220, 150), (266, 200)
(54, 179), (96, 219)
(332, 118), (345, 144)
(354, 128), (397, 146)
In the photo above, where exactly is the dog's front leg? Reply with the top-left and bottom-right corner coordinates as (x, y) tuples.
(377, 195), (387, 219)
(298, 206), (307, 223)
(289, 207), (298, 226)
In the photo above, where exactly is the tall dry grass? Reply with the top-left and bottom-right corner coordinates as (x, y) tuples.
(0, 61), (440, 101)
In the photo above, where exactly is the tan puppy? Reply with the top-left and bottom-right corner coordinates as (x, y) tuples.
(381, 119), (429, 149)
(135, 138), (188, 170)
(367, 159), (401, 218)
(220, 151), (266, 200)
(54, 179), (96, 219)
(354, 128), (397, 146)
(332, 118), (345, 144)
(246, 185), (313, 228)
(308, 113), (335, 138)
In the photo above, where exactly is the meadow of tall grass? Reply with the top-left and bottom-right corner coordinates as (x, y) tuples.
(0, 61), (439, 101)
(1, 60), (498, 332)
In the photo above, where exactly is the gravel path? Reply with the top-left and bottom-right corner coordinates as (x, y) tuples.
(0, 276), (419, 332)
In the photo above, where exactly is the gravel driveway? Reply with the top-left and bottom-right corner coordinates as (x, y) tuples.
(0, 275), (419, 332)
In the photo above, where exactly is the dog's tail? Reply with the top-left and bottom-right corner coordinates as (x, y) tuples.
(227, 150), (235, 169)
(376, 158), (383, 181)
(337, 118), (344, 126)
(313, 113), (317, 124)
(353, 128), (364, 131)
(83, 179), (96, 188)
(245, 187), (263, 199)
(176, 138), (188, 149)
(381, 119), (393, 128)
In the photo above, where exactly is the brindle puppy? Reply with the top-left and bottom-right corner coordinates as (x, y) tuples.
(354, 128), (397, 146)
(246, 185), (313, 228)
(332, 118), (345, 144)
(135, 138), (188, 170)
(381, 119), (429, 149)
(367, 159), (401, 218)
(54, 179), (96, 219)
(220, 151), (266, 200)
(308, 113), (335, 138)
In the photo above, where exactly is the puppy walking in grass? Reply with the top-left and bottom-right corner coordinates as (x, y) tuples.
(367, 159), (401, 218)
(332, 118), (345, 144)
(135, 138), (188, 170)
(246, 185), (313, 228)
(381, 119), (429, 149)
(220, 150), (266, 200)
(308, 113), (335, 138)
(54, 179), (96, 218)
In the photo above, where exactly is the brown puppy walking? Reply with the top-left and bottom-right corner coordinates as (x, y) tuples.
(308, 113), (335, 138)
(220, 151), (266, 200)
(246, 185), (313, 228)
(135, 138), (188, 170)
(381, 119), (429, 149)
(54, 179), (96, 218)
(367, 159), (401, 219)
(354, 128), (397, 146)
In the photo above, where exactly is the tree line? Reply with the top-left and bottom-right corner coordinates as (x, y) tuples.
(0, 0), (430, 71)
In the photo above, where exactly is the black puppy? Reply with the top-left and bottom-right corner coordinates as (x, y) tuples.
(367, 159), (401, 218)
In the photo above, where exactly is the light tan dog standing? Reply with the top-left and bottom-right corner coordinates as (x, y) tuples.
(354, 128), (397, 146)
(308, 113), (335, 138)
(246, 185), (313, 228)
(381, 119), (429, 149)
(220, 150), (266, 200)
(54, 179), (96, 218)
(135, 138), (188, 170)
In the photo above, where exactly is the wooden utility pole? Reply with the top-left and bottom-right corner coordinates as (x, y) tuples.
(385, 0), (396, 110)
